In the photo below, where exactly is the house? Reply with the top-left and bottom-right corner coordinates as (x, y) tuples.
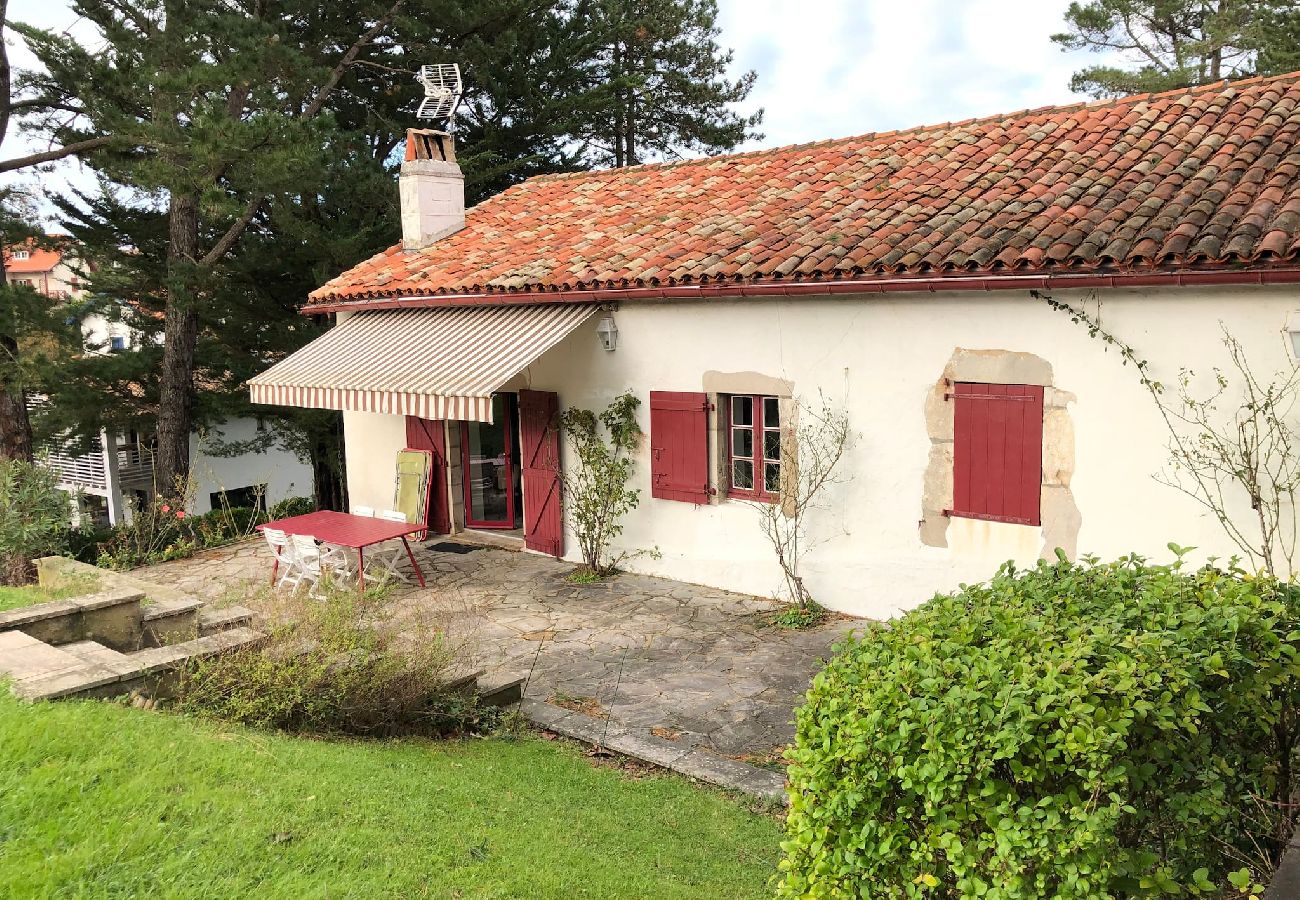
(250, 72), (1300, 618)
(7, 238), (313, 527)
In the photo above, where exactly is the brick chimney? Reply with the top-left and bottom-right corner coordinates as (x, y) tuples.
(399, 129), (465, 251)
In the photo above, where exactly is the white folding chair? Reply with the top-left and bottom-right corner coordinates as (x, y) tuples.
(313, 506), (375, 578)
(362, 509), (413, 585)
(281, 533), (326, 599)
(263, 527), (299, 588)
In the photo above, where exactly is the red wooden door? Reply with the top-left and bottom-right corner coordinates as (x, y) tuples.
(518, 390), (563, 557)
(404, 416), (451, 535)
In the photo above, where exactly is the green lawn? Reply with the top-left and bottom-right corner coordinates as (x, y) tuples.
(0, 695), (781, 898)
(0, 584), (64, 613)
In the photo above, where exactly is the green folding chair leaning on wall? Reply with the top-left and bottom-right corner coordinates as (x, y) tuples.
(393, 448), (433, 541)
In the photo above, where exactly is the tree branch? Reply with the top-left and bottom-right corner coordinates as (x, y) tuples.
(0, 135), (112, 172)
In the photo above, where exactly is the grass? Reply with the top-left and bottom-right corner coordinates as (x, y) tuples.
(0, 694), (782, 898)
(0, 573), (100, 613)
(0, 583), (74, 613)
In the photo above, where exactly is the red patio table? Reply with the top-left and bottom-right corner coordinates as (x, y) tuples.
(257, 510), (427, 594)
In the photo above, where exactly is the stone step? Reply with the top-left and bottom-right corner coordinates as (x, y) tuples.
(0, 588), (145, 650)
(60, 640), (137, 677)
(518, 697), (788, 805)
(477, 673), (524, 706)
(12, 627), (266, 702)
(198, 605), (255, 636)
(141, 597), (205, 647)
(0, 631), (92, 684)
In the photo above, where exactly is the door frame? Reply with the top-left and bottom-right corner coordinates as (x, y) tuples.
(404, 416), (451, 535)
(459, 394), (519, 530)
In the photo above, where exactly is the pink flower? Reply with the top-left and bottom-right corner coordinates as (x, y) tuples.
(175, 511), (185, 520)
(161, 504), (171, 513)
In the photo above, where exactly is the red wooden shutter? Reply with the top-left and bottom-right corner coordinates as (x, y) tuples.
(649, 391), (710, 504)
(404, 416), (451, 535)
(518, 389), (564, 557)
(951, 383), (1044, 526)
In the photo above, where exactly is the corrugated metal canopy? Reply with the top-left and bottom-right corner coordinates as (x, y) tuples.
(248, 304), (595, 422)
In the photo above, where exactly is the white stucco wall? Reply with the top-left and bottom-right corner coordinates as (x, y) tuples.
(341, 409), (410, 513)
(187, 418), (313, 515)
(338, 285), (1300, 618)
(80, 312), (138, 353)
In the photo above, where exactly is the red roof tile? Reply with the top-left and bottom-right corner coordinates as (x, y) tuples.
(5, 244), (62, 274)
(310, 71), (1300, 308)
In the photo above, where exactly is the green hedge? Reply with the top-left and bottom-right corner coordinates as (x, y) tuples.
(268, 495), (314, 520)
(778, 552), (1300, 898)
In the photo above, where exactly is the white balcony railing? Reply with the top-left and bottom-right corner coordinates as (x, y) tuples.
(42, 437), (155, 492)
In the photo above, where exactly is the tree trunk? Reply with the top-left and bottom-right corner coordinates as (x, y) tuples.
(154, 192), (200, 495)
(0, 2), (31, 463)
(0, 333), (32, 461)
(309, 414), (347, 511)
(625, 87), (636, 166)
(612, 41), (625, 168)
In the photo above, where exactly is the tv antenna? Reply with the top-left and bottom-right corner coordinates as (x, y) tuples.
(416, 64), (463, 130)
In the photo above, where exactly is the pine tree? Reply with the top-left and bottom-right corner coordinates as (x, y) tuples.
(576, 0), (762, 167)
(1051, 0), (1294, 98)
(8, 0), (763, 499)
(14, 0), (412, 495)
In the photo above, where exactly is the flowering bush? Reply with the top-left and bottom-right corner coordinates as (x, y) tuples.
(95, 481), (267, 570)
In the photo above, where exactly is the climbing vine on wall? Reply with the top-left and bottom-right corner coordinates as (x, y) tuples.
(1036, 290), (1300, 578)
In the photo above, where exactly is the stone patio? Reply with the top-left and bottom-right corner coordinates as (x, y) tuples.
(141, 537), (861, 759)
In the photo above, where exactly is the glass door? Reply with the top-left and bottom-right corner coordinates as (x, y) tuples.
(460, 394), (521, 529)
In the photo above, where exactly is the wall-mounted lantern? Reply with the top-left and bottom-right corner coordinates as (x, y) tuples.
(1286, 311), (1300, 361)
(596, 314), (618, 351)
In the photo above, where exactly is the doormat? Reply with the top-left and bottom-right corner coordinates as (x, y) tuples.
(427, 541), (480, 554)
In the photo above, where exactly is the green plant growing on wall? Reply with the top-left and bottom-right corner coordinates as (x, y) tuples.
(744, 394), (850, 626)
(0, 456), (68, 585)
(559, 392), (643, 578)
(1038, 291), (1300, 579)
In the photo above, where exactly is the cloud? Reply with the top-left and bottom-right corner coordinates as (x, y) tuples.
(715, 0), (1108, 149)
(1, 0), (1115, 224)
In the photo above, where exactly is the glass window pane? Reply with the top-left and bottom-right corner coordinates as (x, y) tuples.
(763, 396), (780, 428)
(732, 459), (754, 490)
(763, 429), (781, 461)
(732, 427), (753, 459)
(764, 462), (781, 494)
(731, 395), (752, 427)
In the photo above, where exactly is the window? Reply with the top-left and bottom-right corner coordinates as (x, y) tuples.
(12, 249), (28, 260)
(210, 485), (267, 513)
(949, 382), (1044, 526)
(109, 335), (127, 351)
(649, 391), (710, 503)
(727, 394), (782, 501)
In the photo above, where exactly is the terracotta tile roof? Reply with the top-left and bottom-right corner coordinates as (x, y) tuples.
(310, 71), (1300, 308)
(5, 241), (63, 274)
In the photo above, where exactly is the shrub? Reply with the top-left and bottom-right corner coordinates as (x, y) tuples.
(779, 551), (1300, 898)
(559, 391), (644, 577)
(0, 457), (69, 585)
(268, 495), (314, 520)
(173, 583), (482, 737)
(96, 486), (268, 570)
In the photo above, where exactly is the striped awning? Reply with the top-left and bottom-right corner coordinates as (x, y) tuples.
(248, 304), (595, 422)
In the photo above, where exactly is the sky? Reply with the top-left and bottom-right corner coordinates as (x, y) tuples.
(1, 0), (1111, 224)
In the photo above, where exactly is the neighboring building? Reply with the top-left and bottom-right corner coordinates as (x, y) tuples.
(251, 72), (1300, 618)
(8, 238), (312, 526)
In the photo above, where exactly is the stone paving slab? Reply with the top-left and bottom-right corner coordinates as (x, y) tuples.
(519, 698), (787, 803)
(140, 537), (863, 759)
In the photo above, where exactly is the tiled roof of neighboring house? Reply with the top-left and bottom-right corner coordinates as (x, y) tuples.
(310, 71), (1300, 309)
(6, 244), (63, 274)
